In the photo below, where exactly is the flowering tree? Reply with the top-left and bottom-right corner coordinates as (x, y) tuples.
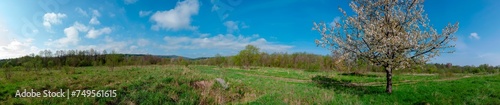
(313, 0), (459, 93)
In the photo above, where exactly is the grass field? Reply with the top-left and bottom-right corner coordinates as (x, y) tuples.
(1, 65), (500, 104)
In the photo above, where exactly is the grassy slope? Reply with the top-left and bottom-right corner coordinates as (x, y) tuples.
(1, 65), (499, 104)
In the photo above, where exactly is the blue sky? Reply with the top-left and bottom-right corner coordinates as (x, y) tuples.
(0, 0), (499, 66)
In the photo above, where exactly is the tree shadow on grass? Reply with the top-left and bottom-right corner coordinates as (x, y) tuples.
(340, 72), (380, 77)
(311, 75), (386, 95)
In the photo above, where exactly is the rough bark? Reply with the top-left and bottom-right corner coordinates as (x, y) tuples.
(385, 66), (393, 94)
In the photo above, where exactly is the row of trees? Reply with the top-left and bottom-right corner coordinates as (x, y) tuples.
(0, 49), (190, 71)
(196, 45), (500, 74)
(2, 46), (499, 74)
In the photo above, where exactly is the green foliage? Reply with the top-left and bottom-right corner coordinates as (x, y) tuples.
(63, 66), (74, 74)
(236, 45), (260, 69)
(2, 61), (13, 80)
(1, 49), (498, 75)
(426, 64), (438, 73)
(3, 68), (12, 80)
(106, 53), (123, 70)
(213, 54), (225, 68)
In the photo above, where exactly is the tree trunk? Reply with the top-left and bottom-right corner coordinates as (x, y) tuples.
(385, 66), (393, 94)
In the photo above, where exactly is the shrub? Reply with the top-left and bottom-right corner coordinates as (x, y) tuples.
(438, 70), (454, 77)
(426, 65), (438, 73)
(3, 68), (12, 80)
(63, 66), (74, 74)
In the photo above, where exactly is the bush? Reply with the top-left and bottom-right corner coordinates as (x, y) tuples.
(305, 64), (321, 72)
(471, 68), (481, 74)
(3, 68), (12, 80)
(438, 70), (454, 77)
(489, 69), (499, 74)
(426, 65), (438, 73)
(63, 66), (74, 74)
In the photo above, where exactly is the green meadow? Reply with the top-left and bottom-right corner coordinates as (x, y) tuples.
(1, 65), (499, 104)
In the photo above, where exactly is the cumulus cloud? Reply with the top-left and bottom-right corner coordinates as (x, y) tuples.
(0, 21), (39, 59)
(86, 9), (102, 25)
(43, 13), (67, 29)
(77, 36), (140, 54)
(0, 39), (39, 59)
(139, 11), (152, 17)
(469, 32), (480, 40)
(46, 22), (88, 47)
(89, 17), (100, 25)
(86, 27), (112, 39)
(161, 34), (293, 52)
(150, 0), (199, 31)
(59, 26), (80, 45)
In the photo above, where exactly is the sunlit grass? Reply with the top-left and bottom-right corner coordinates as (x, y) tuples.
(1, 65), (499, 104)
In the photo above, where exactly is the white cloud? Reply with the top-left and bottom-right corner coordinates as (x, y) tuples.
(130, 45), (138, 49)
(92, 9), (101, 17)
(86, 27), (112, 39)
(161, 34), (293, 52)
(150, 0), (199, 31)
(72, 22), (89, 31)
(0, 20), (39, 59)
(0, 39), (39, 59)
(46, 22), (88, 47)
(89, 17), (100, 25)
(223, 21), (248, 34)
(139, 11), (152, 17)
(224, 21), (239, 33)
(43, 12), (67, 29)
(60, 27), (80, 45)
(137, 38), (150, 46)
(124, 0), (138, 4)
(164, 36), (191, 45)
(75, 7), (88, 17)
(469, 32), (480, 40)
(77, 37), (140, 54)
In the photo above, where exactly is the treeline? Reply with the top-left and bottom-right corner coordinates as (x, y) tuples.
(0, 49), (191, 71)
(196, 45), (500, 74)
(1, 45), (500, 74)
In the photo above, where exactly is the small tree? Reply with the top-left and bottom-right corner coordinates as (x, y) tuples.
(214, 54), (225, 68)
(3, 61), (13, 80)
(236, 45), (260, 69)
(176, 56), (190, 67)
(106, 51), (122, 71)
(313, 0), (458, 93)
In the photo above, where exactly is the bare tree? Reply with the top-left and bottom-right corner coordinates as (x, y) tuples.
(313, 0), (458, 93)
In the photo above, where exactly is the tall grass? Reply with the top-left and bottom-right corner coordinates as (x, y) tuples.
(1, 65), (499, 104)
